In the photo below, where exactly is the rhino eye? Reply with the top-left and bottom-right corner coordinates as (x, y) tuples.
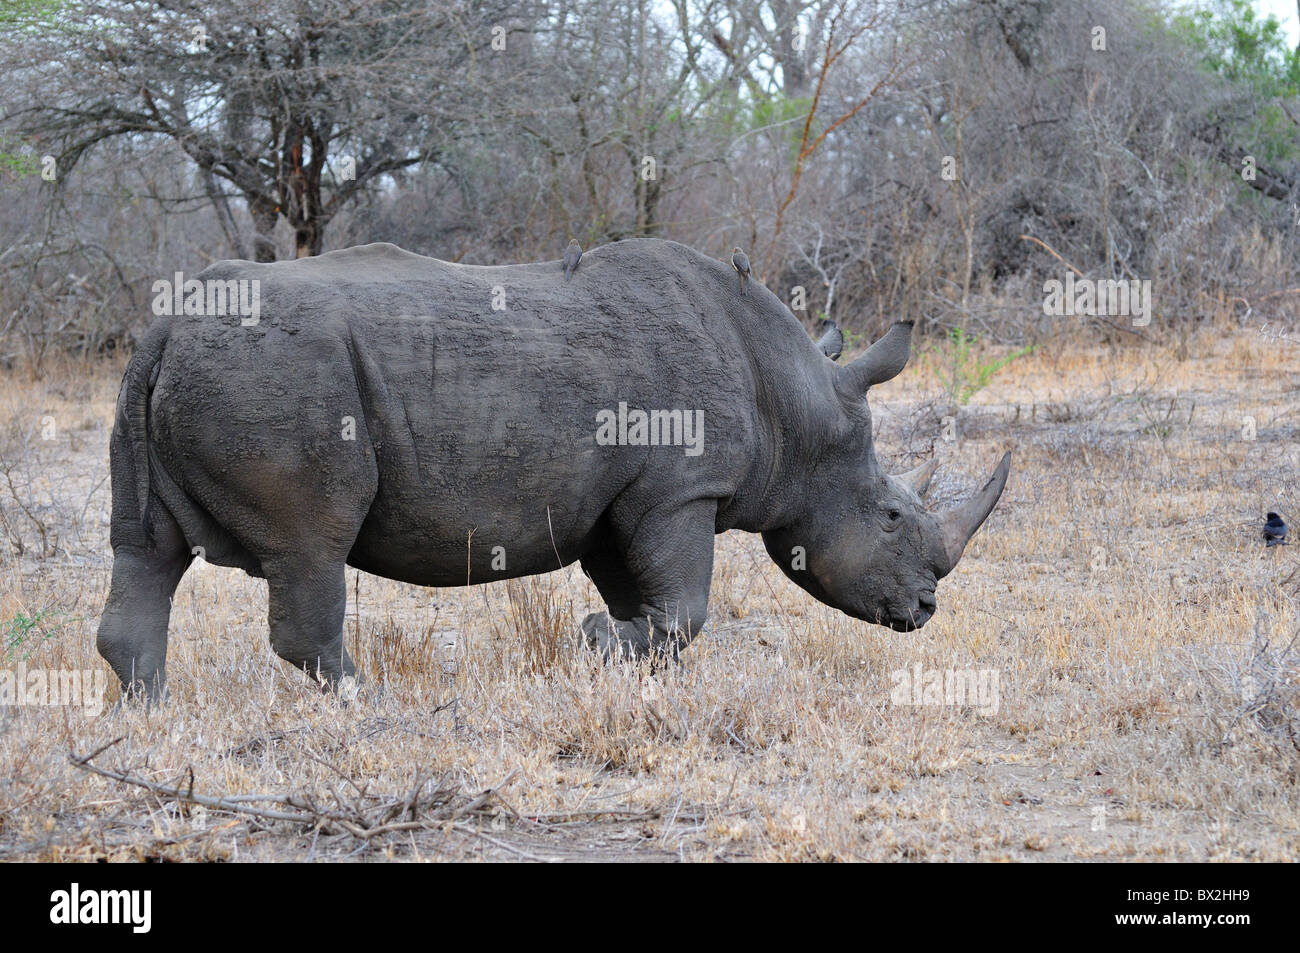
(888, 509), (901, 521)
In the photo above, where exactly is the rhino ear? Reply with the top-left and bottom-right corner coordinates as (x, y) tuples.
(815, 321), (844, 361)
(838, 321), (912, 395)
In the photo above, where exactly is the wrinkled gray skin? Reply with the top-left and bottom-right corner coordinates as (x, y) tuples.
(97, 239), (1010, 700)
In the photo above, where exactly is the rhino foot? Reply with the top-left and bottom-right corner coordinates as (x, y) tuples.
(581, 611), (650, 661)
(111, 680), (169, 711)
(581, 611), (695, 667)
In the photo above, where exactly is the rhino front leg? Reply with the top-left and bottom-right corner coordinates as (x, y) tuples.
(579, 534), (643, 620)
(581, 499), (716, 664)
(264, 557), (356, 689)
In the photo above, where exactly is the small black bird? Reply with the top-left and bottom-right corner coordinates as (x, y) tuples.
(731, 247), (750, 294)
(1264, 512), (1288, 546)
(562, 239), (582, 282)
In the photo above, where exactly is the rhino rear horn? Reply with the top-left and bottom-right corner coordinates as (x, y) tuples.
(897, 457), (939, 497)
(816, 321), (844, 361)
(938, 451), (1011, 574)
(839, 321), (912, 395)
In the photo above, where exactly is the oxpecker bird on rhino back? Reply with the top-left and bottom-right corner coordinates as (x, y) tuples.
(97, 238), (1010, 701)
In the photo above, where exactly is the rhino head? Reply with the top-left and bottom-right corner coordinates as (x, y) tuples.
(762, 321), (1010, 631)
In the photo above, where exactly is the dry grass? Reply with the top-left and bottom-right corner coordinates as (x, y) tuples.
(1, 327), (1299, 862)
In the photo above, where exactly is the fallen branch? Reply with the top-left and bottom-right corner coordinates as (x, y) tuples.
(69, 741), (515, 842)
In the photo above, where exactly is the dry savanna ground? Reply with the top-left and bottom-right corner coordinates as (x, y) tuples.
(1, 324), (1298, 862)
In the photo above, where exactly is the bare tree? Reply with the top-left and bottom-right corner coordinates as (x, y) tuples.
(2, 0), (514, 260)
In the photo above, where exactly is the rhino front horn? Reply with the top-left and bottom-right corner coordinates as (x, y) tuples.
(938, 451), (1011, 574)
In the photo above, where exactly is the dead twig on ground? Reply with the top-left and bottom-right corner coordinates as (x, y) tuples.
(69, 740), (517, 843)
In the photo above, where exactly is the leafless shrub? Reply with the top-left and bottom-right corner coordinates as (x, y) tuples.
(0, 439), (58, 559)
(1222, 616), (1300, 761)
(1187, 611), (1300, 775)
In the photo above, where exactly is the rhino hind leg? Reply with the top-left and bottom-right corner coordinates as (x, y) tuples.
(263, 557), (355, 689)
(97, 499), (192, 703)
(581, 499), (716, 665)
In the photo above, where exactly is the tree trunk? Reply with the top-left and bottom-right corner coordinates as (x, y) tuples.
(771, 0), (808, 97)
(201, 167), (248, 260)
(280, 127), (327, 258)
(250, 196), (279, 263)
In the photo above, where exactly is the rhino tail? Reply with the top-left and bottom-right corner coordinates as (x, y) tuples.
(118, 319), (171, 539)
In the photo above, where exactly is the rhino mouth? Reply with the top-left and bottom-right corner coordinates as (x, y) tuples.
(865, 590), (937, 631)
(884, 609), (931, 632)
(843, 590), (936, 631)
